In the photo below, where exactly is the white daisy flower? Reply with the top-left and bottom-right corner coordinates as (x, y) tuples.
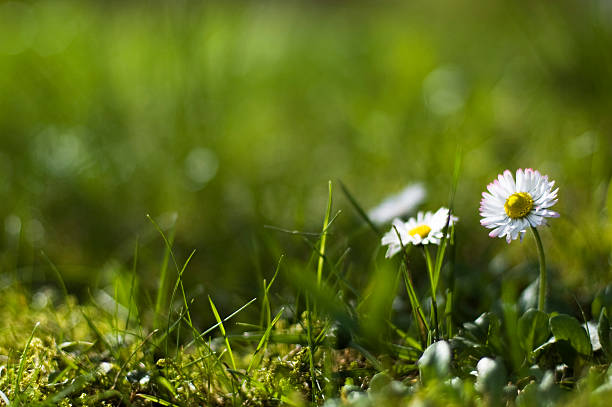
(480, 168), (559, 243)
(381, 207), (458, 258)
(368, 183), (426, 225)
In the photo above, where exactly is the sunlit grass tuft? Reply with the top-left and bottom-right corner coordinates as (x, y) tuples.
(0, 179), (611, 406)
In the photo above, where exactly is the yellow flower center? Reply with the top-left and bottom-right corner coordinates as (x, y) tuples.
(408, 224), (432, 239)
(504, 192), (534, 219)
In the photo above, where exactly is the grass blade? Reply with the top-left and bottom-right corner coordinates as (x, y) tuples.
(209, 295), (237, 370)
(40, 251), (69, 302)
(15, 321), (40, 395)
(135, 394), (180, 407)
(125, 237), (141, 332)
(186, 297), (257, 348)
(261, 255), (283, 328)
(339, 180), (381, 235)
(317, 180), (333, 286)
(247, 307), (285, 374)
(402, 265), (429, 343)
(151, 218), (175, 330)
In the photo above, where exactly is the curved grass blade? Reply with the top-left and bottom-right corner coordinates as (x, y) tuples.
(209, 295), (237, 370)
(15, 322), (40, 395)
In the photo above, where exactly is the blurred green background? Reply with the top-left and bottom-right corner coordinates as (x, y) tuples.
(0, 0), (611, 319)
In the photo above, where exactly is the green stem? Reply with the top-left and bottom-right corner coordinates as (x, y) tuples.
(423, 246), (439, 340)
(317, 181), (332, 287)
(394, 228), (429, 345)
(530, 227), (547, 312)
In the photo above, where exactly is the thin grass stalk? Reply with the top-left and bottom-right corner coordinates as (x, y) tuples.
(531, 227), (547, 312)
(246, 307), (285, 374)
(394, 226), (429, 344)
(446, 226), (456, 338)
(401, 267), (429, 344)
(125, 238), (140, 332)
(443, 146), (462, 338)
(338, 180), (381, 236)
(40, 251), (74, 340)
(148, 215), (197, 333)
(305, 295), (317, 403)
(208, 296), (237, 370)
(261, 255), (283, 328)
(153, 224), (174, 330)
(444, 290), (453, 339)
(15, 322), (40, 395)
(423, 247), (439, 340)
(317, 181), (333, 287)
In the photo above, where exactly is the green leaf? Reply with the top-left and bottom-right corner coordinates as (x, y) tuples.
(518, 308), (550, 352)
(550, 314), (592, 355)
(418, 340), (451, 383)
(599, 308), (612, 359)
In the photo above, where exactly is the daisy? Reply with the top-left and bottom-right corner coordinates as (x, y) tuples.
(381, 207), (458, 258)
(480, 168), (559, 243)
(368, 183), (426, 225)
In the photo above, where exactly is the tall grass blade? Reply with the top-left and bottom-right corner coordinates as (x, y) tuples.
(247, 307), (285, 374)
(432, 147), (462, 318)
(339, 180), (381, 235)
(40, 251), (69, 302)
(149, 216), (175, 330)
(81, 310), (113, 354)
(15, 321), (40, 395)
(401, 265), (429, 343)
(317, 180), (333, 286)
(125, 237), (140, 332)
(423, 247), (439, 338)
(186, 297), (257, 348)
(209, 295), (237, 370)
(112, 329), (159, 388)
(393, 225), (429, 342)
(261, 255), (283, 328)
(147, 215), (198, 339)
(305, 295), (318, 402)
(289, 271), (356, 333)
(165, 249), (197, 352)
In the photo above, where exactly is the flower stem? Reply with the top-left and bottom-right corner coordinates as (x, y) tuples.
(423, 246), (439, 340)
(530, 227), (547, 312)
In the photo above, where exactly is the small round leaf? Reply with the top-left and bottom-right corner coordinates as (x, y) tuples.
(549, 314), (592, 355)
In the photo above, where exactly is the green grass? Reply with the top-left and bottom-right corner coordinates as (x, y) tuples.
(1, 0), (612, 405)
(1, 0), (611, 301)
(0, 178), (611, 405)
